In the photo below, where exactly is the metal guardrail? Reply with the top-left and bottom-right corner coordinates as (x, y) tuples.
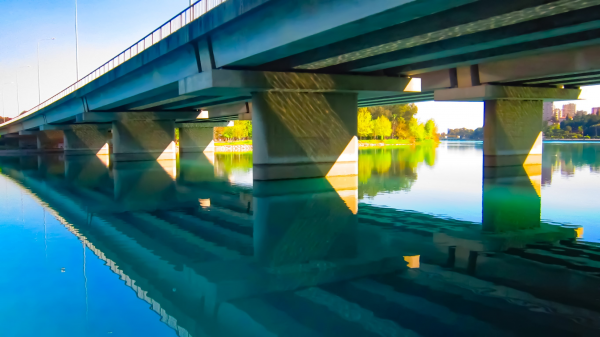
(1, 0), (226, 128)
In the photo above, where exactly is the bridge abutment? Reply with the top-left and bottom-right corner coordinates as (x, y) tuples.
(252, 91), (358, 180)
(36, 130), (64, 150)
(112, 120), (177, 161)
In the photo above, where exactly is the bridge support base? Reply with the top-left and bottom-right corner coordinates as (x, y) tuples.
(19, 136), (38, 150)
(179, 127), (215, 153)
(64, 125), (111, 156)
(483, 100), (543, 167)
(37, 130), (64, 150)
(252, 92), (358, 180)
(112, 120), (176, 161)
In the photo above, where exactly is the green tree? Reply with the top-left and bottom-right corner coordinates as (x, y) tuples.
(357, 108), (373, 139)
(424, 119), (438, 140)
(408, 118), (425, 141)
(373, 116), (392, 140)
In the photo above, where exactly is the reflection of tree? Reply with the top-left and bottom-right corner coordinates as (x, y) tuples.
(359, 144), (438, 198)
(214, 153), (253, 177)
(542, 143), (600, 186)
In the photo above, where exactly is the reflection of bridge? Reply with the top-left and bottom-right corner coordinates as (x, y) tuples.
(2, 0), (600, 179)
(2, 155), (599, 336)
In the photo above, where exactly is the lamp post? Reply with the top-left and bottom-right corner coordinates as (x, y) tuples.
(16, 66), (31, 115)
(75, 0), (79, 81)
(37, 38), (56, 104)
(1, 82), (16, 122)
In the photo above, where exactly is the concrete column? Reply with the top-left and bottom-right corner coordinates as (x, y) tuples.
(484, 100), (543, 167)
(64, 125), (110, 155)
(252, 92), (358, 180)
(179, 127), (214, 153)
(37, 130), (64, 150)
(18, 136), (37, 150)
(112, 120), (176, 161)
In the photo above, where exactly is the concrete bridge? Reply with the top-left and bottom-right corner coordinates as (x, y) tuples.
(1, 155), (599, 336)
(2, 0), (600, 179)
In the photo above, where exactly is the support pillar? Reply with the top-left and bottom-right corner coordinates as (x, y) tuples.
(179, 126), (215, 153)
(483, 100), (543, 167)
(112, 120), (176, 161)
(63, 125), (111, 155)
(37, 130), (64, 150)
(252, 92), (358, 180)
(18, 136), (37, 150)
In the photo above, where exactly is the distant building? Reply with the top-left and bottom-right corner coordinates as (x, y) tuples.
(553, 108), (564, 121)
(543, 102), (554, 121)
(575, 110), (588, 117)
(592, 107), (600, 115)
(562, 103), (576, 119)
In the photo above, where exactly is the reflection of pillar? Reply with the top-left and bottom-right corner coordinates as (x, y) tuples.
(64, 125), (110, 155)
(179, 126), (214, 153)
(112, 120), (176, 161)
(253, 177), (358, 267)
(177, 152), (216, 184)
(65, 155), (111, 189)
(113, 161), (177, 210)
(252, 92), (358, 180)
(484, 100), (543, 167)
(37, 130), (64, 150)
(482, 166), (541, 232)
(37, 154), (65, 178)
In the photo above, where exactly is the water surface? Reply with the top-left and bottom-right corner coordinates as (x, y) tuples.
(1, 142), (599, 336)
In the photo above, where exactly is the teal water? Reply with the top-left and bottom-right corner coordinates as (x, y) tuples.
(0, 142), (599, 336)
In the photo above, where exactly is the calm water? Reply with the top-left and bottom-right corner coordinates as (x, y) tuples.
(0, 142), (599, 336)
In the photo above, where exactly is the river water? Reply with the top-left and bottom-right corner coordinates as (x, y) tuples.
(0, 141), (599, 336)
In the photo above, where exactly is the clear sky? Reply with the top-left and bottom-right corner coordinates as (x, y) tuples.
(1, 0), (599, 130)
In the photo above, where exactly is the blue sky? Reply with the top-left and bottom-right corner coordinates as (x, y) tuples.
(1, 0), (599, 131)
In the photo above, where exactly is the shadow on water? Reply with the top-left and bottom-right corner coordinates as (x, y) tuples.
(0, 151), (599, 336)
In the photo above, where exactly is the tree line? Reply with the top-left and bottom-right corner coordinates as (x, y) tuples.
(215, 120), (252, 141)
(442, 127), (484, 140)
(357, 104), (439, 142)
(545, 114), (600, 139)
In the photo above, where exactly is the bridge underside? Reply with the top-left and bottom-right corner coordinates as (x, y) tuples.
(1, 0), (600, 178)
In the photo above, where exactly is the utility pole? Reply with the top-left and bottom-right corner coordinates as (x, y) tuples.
(16, 66), (31, 115)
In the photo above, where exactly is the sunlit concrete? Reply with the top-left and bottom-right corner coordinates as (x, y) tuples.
(63, 125), (111, 156)
(483, 100), (544, 167)
(252, 91), (358, 180)
(112, 120), (176, 161)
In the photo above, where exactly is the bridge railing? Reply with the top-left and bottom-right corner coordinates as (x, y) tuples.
(1, 0), (226, 127)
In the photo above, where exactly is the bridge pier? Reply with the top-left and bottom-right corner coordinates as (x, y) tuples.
(177, 123), (222, 153)
(434, 85), (580, 167)
(252, 92), (358, 180)
(36, 130), (64, 150)
(112, 120), (176, 161)
(63, 125), (111, 156)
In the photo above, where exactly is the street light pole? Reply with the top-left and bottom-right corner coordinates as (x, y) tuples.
(75, 0), (79, 81)
(16, 66), (31, 115)
(2, 82), (16, 121)
(37, 38), (56, 104)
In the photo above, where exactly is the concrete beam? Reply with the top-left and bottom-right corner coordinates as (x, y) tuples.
(75, 111), (203, 123)
(434, 85), (580, 102)
(40, 123), (112, 131)
(175, 122), (231, 128)
(479, 44), (600, 84)
(179, 69), (417, 98)
(204, 101), (251, 117)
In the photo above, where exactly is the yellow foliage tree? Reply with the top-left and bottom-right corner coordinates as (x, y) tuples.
(373, 116), (392, 140)
(357, 108), (373, 139)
